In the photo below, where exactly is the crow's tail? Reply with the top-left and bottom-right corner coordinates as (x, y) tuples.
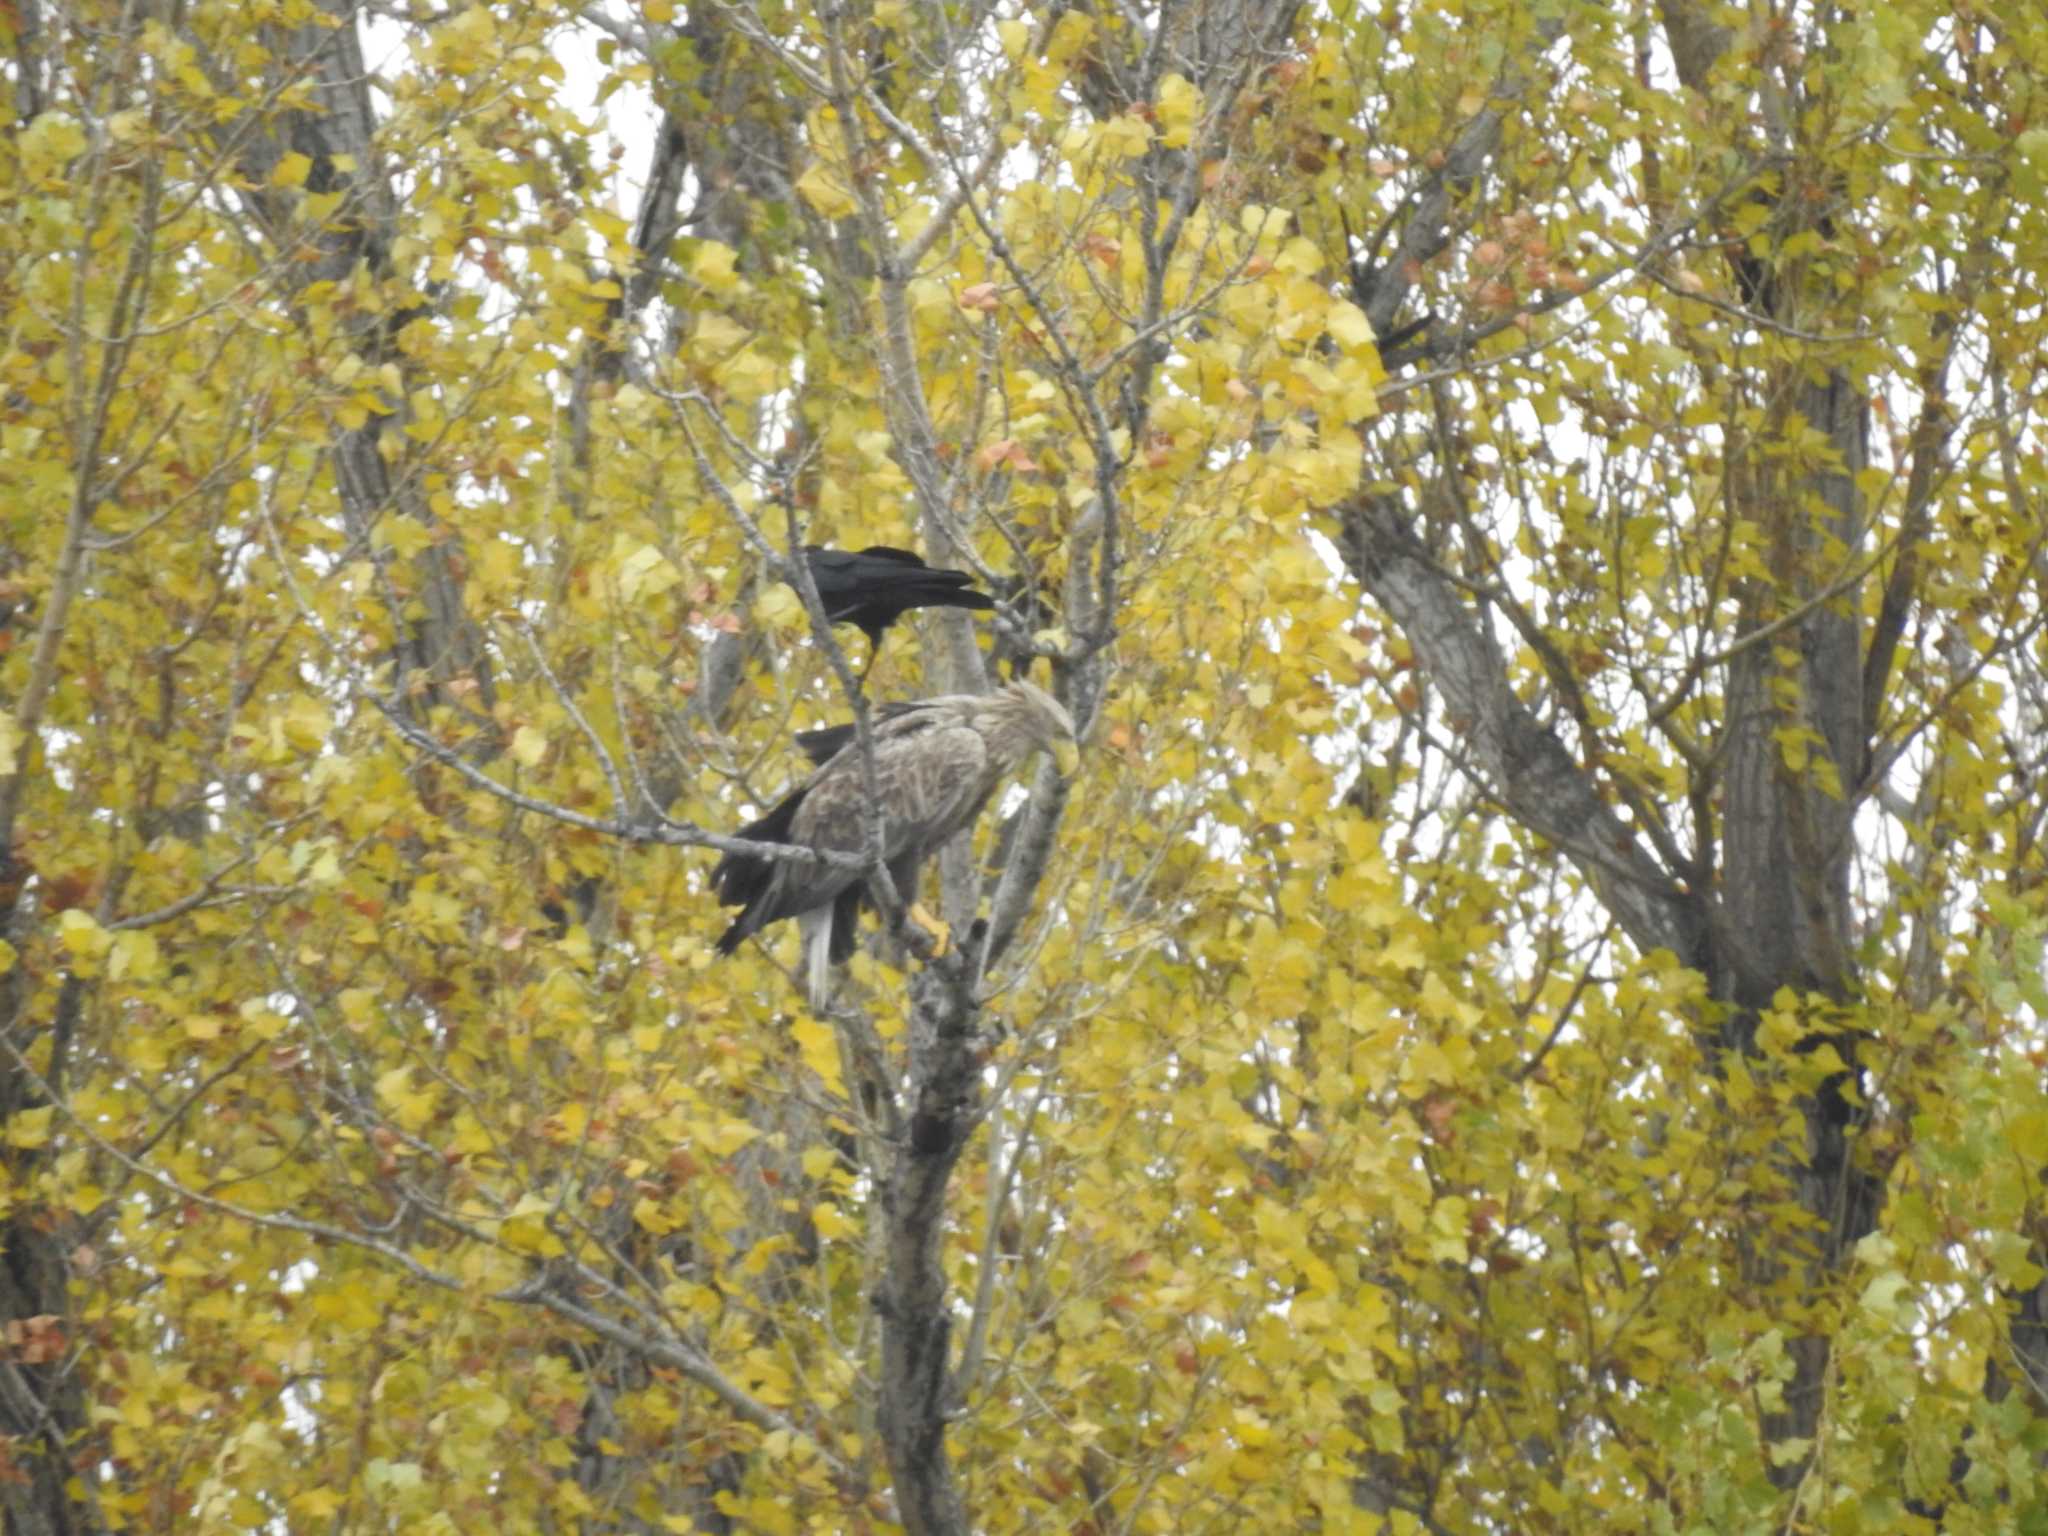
(891, 575), (995, 611)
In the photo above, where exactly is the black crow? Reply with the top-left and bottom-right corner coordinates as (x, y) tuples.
(797, 546), (994, 657)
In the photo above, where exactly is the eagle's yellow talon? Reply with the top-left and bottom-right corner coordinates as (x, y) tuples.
(907, 902), (951, 956)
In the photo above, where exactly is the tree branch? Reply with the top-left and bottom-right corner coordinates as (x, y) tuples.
(1336, 495), (1704, 967)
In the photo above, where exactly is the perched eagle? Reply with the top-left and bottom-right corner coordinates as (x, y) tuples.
(798, 545), (995, 659)
(712, 681), (1076, 1001)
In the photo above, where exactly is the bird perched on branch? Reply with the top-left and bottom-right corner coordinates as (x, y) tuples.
(796, 545), (994, 669)
(711, 681), (1077, 1003)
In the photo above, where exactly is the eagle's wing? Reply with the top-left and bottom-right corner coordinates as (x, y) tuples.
(790, 713), (990, 863)
(769, 713), (984, 999)
(881, 721), (997, 849)
(711, 780), (824, 956)
(793, 699), (940, 766)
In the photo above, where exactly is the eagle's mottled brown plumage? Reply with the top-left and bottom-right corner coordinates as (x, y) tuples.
(712, 681), (1075, 999)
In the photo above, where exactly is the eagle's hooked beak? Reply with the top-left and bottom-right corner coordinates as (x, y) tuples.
(1049, 735), (1080, 779)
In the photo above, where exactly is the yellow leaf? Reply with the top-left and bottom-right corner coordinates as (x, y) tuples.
(720, 1494), (796, 1536)
(291, 1488), (346, 1520)
(1405, 1039), (1455, 1087)
(239, 1001), (289, 1040)
(283, 695), (331, 753)
(376, 1066), (416, 1110)
(107, 931), (161, 982)
(546, 1101), (589, 1144)
(501, 1195), (565, 1257)
(364, 1458), (425, 1495)
(802, 1145), (842, 1180)
(691, 313), (748, 355)
(6, 1105), (54, 1150)
(442, 6), (495, 51)
(20, 112), (88, 182)
(2011, 1108), (2048, 1164)
(691, 241), (738, 290)
(1240, 204), (1291, 241)
(1275, 237), (1324, 275)
(1045, 10), (1095, 62)
(509, 725), (548, 768)
(795, 161), (857, 218)
(1097, 113), (1155, 159)
(702, 1119), (763, 1156)
(0, 708), (21, 774)
(634, 1196), (681, 1236)
(1378, 928), (1426, 971)
(713, 345), (779, 402)
(754, 585), (805, 633)
(376, 517), (433, 559)
(790, 1013), (846, 1097)
(338, 988), (379, 1031)
(617, 542), (682, 603)
(58, 910), (109, 962)
(1327, 301), (1376, 351)
(1156, 74), (1202, 148)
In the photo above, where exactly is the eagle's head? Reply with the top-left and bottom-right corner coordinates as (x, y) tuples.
(997, 680), (1077, 774)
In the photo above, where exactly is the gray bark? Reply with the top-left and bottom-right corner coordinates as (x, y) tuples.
(1336, 496), (1707, 970)
(872, 971), (983, 1536)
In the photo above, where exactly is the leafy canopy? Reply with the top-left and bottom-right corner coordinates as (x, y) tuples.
(3, 1), (2047, 1532)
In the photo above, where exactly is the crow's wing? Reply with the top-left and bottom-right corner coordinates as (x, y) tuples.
(799, 546), (994, 643)
(801, 546), (929, 610)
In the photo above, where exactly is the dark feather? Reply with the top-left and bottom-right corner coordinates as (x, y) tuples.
(800, 544), (995, 649)
(711, 784), (810, 955)
(793, 700), (938, 765)
(827, 882), (864, 964)
(793, 721), (857, 765)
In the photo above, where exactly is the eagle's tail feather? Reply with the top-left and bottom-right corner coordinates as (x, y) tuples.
(802, 909), (835, 1009)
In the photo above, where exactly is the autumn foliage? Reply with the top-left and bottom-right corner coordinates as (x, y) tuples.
(4, 2), (2048, 1533)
